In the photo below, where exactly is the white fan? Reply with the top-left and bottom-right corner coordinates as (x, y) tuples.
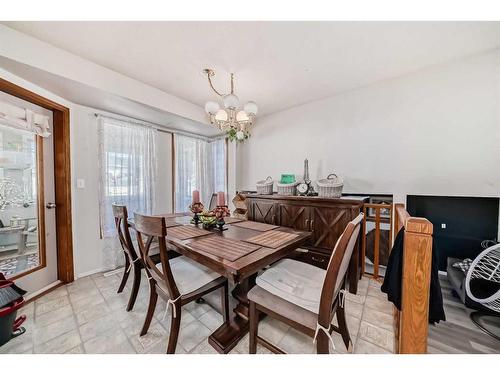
(465, 243), (500, 340)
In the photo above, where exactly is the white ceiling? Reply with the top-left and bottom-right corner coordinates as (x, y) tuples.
(4, 21), (500, 115)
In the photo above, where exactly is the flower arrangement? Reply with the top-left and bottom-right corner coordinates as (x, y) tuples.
(226, 128), (250, 143)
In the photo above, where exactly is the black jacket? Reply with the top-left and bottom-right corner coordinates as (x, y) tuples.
(381, 229), (446, 324)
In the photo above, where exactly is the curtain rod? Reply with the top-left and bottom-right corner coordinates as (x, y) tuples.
(94, 112), (226, 142)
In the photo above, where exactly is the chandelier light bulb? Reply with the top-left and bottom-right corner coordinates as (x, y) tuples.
(204, 101), (220, 115)
(215, 109), (228, 121)
(236, 110), (249, 122)
(223, 94), (239, 109)
(243, 101), (258, 116)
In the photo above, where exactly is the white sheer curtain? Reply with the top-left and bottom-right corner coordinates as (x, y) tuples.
(98, 115), (157, 270)
(174, 135), (226, 212)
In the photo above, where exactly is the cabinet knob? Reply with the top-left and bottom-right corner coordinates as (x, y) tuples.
(305, 219), (309, 230)
(310, 219), (314, 231)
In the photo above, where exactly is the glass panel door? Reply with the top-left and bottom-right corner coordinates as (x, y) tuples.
(0, 124), (43, 278)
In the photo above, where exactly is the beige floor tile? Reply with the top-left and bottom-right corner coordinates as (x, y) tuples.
(258, 316), (290, 344)
(83, 328), (135, 354)
(231, 334), (273, 354)
(355, 338), (391, 354)
(35, 304), (74, 328)
(198, 309), (223, 331)
(364, 295), (393, 315)
(69, 286), (101, 304)
(66, 277), (95, 293)
(35, 286), (68, 304)
(178, 321), (211, 352)
(278, 328), (316, 354)
(35, 295), (71, 316)
(0, 330), (34, 354)
(75, 302), (111, 325)
(79, 313), (120, 342)
(34, 329), (82, 354)
(367, 283), (387, 301)
(345, 299), (364, 319)
(144, 339), (187, 354)
(129, 322), (168, 353)
(105, 292), (133, 311)
(190, 339), (219, 354)
(70, 293), (105, 313)
(362, 307), (394, 332)
(346, 291), (366, 304)
(184, 301), (213, 318)
(158, 308), (196, 332)
(358, 321), (394, 352)
(34, 315), (77, 346)
(332, 312), (361, 338)
(64, 344), (85, 354)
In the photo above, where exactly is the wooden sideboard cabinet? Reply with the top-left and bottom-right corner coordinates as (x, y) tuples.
(244, 193), (365, 293)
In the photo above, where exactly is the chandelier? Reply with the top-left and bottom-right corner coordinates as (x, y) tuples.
(203, 68), (258, 142)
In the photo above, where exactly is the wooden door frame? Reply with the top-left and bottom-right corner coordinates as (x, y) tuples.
(0, 78), (74, 283)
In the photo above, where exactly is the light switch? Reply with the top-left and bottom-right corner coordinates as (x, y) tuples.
(441, 223), (446, 229)
(77, 178), (85, 189)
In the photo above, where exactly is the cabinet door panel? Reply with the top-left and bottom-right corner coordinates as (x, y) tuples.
(276, 203), (311, 231)
(311, 206), (353, 250)
(250, 200), (276, 224)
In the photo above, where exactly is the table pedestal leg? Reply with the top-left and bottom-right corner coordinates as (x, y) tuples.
(208, 275), (256, 354)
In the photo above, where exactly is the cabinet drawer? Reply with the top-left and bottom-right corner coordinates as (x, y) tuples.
(291, 249), (331, 270)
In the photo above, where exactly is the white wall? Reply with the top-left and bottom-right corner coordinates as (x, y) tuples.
(237, 50), (500, 205)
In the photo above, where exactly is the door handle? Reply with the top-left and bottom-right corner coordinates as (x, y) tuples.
(310, 219), (314, 231)
(46, 202), (57, 209)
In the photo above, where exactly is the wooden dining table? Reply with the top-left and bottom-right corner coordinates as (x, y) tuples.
(129, 213), (311, 353)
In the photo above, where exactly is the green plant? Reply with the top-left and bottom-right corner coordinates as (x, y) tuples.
(226, 128), (250, 143)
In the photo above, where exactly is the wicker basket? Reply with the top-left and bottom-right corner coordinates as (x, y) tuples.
(256, 176), (274, 195)
(317, 174), (344, 198)
(277, 181), (299, 196)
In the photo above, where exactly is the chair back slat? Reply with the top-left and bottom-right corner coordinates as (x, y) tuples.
(134, 213), (180, 299)
(318, 213), (363, 327)
(112, 204), (138, 262)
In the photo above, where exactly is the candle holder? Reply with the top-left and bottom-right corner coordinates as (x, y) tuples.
(213, 205), (230, 231)
(189, 202), (204, 225)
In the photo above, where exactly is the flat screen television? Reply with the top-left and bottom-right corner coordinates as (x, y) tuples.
(406, 195), (499, 271)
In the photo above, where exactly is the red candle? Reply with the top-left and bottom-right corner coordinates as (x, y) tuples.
(192, 190), (200, 204)
(217, 191), (225, 206)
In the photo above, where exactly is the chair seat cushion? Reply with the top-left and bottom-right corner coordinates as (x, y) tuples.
(248, 285), (318, 333)
(255, 259), (326, 314)
(156, 256), (221, 296)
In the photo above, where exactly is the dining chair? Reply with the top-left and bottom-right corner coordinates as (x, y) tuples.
(248, 212), (364, 354)
(112, 204), (164, 312)
(133, 213), (229, 353)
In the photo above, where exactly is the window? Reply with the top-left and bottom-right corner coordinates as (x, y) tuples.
(174, 135), (226, 212)
(98, 116), (157, 238)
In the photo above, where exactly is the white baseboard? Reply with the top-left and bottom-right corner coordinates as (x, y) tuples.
(25, 280), (62, 301)
(75, 268), (104, 279)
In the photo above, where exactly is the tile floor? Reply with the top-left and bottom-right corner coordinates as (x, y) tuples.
(0, 271), (395, 354)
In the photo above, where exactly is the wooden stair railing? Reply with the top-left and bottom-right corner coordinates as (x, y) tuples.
(392, 203), (433, 354)
(361, 203), (393, 280)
